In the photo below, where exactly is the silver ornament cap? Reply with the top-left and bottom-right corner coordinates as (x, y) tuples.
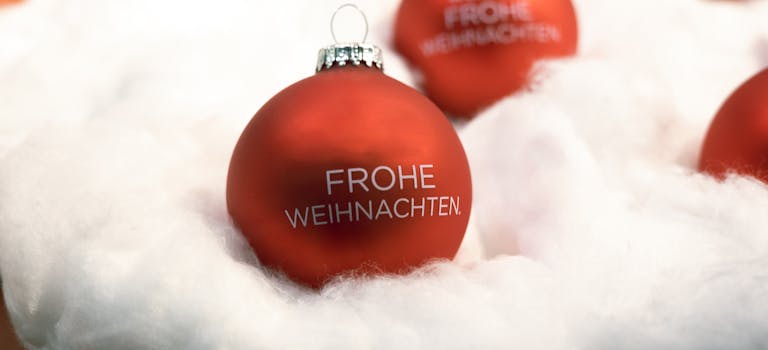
(316, 43), (383, 72)
(316, 4), (383, 73)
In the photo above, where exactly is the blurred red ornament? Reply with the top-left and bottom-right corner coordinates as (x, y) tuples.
(699, 68), (768, 183)
(394, 0), (578, 118)
(0, 0), (23, 7)
(227, 5), (472, 288)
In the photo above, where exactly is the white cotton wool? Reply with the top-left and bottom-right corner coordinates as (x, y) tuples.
(2, 0), (768, 349)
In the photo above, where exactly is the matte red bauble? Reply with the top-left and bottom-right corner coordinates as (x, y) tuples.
(394, 0), (578, 118)
(0, 0), (24, 6)
(699, 68), (768, 182)
(699, 68), (768, 183)
(227, 6), (472, 288)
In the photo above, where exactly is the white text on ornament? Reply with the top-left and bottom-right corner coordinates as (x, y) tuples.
(419, 0), (562, 57)
(284, 196), (462, 229)
(444, 1), (532, 29)
(325, 164), (436, 195)
(283, 163), (463, 229)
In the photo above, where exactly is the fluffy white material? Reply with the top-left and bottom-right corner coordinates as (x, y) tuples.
(2, 0), (768, 349)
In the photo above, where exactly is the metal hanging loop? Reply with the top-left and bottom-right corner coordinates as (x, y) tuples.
(330, 3), (369, 43)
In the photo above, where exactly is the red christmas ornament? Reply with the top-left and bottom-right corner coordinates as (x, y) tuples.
(394, 0), (578, 118)
(0, 0), (23, 7)
(227, 5), (472, 288)
(699, 68), (768, 183)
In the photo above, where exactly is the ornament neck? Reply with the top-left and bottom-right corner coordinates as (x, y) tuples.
(316, 43), (383, 73)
